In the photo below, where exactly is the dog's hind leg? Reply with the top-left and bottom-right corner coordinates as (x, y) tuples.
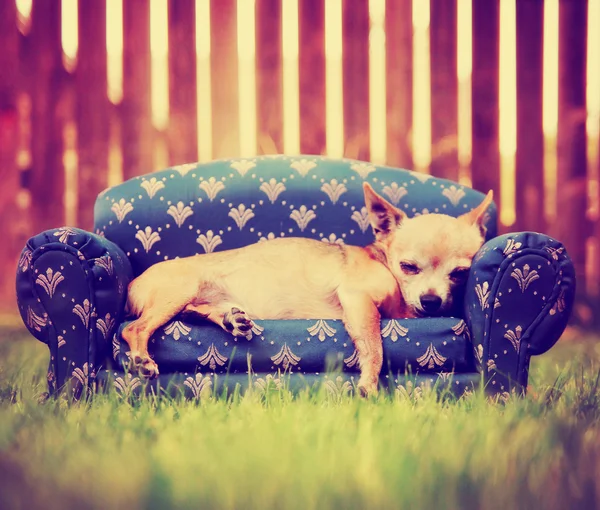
(122, 297), (187, 379)
(337, 288), (383, 397)
(184, 303), (254, 340)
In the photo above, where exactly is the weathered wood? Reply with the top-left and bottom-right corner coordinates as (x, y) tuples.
(168, 0), (198, 165)
(596, 134), (600, 278)
(430, 0), (458, 181)
(471, 1), (500, 203)
(29, 0), (66, 231)
(210, 0), (240, 158)
(342, 0), (370, 160)
(515, 0), (545, 233)
(0, 0), (22, 310)
(386, 0), (413, 169)
(255, 0), (283, 154)
(557, 0), (589, 287)
(76, 0), (109, 230)
(122, 0), (152, 179)
(299, 0), (326, 155)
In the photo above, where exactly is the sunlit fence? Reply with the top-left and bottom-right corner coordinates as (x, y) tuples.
(0, 0), (598, 310)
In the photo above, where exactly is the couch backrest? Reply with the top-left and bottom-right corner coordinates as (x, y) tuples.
(94, 156), (498, 277)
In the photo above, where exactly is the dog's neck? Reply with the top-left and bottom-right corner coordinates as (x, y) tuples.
(365, 241), (390, 268)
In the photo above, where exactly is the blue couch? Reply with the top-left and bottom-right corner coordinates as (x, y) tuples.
(16, 156), (575, 399)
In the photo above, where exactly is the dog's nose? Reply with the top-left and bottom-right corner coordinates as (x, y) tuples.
(420, 294), (442, 315)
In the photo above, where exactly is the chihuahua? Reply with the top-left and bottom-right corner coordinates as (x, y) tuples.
(122, 183), (493, 395)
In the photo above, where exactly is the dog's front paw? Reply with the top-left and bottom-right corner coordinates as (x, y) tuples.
(128, 352), (160, 380)
(357, 377), (379, 398)
(223, 307), (254, 340)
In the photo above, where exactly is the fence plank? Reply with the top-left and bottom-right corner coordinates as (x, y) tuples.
(122, 0), (152, 179)
(168, 0), (198, 166)
(342, 0), (370, 160)
(29, 0), (65, 231)
(386, 0), (412, 169)
(210, 0), (239, 158)
(596, 131), (600, 283)
(557, 0), (589, 287)
(430, 0), (458, 181)
(515, 0), (545, 233)
(0, 0), (21, 309)
(76, 0), (109, 230)
(299, 0), (326, 155)
(471, 1), (500, 202)
(256, 0), (283, 154)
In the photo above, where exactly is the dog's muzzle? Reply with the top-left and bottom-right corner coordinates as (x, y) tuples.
(419, 294), (442, 316)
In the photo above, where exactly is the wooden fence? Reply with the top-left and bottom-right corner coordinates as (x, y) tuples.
(0, 0), (598, 314)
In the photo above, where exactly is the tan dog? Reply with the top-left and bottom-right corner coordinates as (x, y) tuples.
(122, 183), (493, 395)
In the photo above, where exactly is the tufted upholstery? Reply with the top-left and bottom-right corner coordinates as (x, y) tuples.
(16, 156), (575, 399)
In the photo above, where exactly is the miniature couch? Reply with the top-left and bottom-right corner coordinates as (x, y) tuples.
(16, 156), (575, 399)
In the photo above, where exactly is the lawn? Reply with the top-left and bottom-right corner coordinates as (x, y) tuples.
(1, 322), (599, 510)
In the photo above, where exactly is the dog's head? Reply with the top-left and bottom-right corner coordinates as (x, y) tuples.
(363, 183), (493, 318)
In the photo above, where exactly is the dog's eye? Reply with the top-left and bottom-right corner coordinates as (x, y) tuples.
(400, 262), (420, 275)
(449, 268), (469, 281)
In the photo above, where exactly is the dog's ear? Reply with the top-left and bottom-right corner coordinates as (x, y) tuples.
(363, 183), (406, 239)
(459, 190), (493, 237)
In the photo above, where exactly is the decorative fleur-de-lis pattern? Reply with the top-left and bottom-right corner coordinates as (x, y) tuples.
(343, 349), (360, 368)
(197, 344), (228, 371)
(351, 207), (370, 233)
(35, 268), (64, 298)
(183, 373), (213, 400)
(200, 176), (226, 201)
(442, 185), (466, 206)
(164, 320), (192, 341)
(18, 248), (33, 272)
(321, 179), (347, 204)
(113, 373), (143, 398)
(15, 156), (575, 399)
(196, 230), (222, 253)
(324, 376), (353, 400)
(382, 182), (407, 205)
(135, 226), (161, 253)
(381, 319), (408, 342)
(94, 255), (114, 276)
(70, 362), (93, 399)
(140, 177), (165, 199)
(261, 178), (286, 203)
(253, 374), (282, 393)
(167, 202), (194, 228)
(416, 344), (448, 369)
(511, 264), (540, 292)
(271, 343), (302, 370)
(96, 313), (115, 339)
(307, 319), (336, 341)
(73, 299), (93, 328)
(27, 306), (47, 332)
(504, 326), (522, 353)
(464, 232), (575, 394)
(111, 198), (134, 222)
(53, 227), (77, 244)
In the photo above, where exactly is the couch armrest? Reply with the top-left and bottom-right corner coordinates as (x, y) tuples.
(15, 227), (133, 397)
(464, 232), (576, 396)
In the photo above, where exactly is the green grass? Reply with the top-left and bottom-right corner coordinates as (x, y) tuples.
(1, 325), (600, 510)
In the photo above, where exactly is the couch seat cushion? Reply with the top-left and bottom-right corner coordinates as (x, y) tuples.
(112, 317), (476, 376)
